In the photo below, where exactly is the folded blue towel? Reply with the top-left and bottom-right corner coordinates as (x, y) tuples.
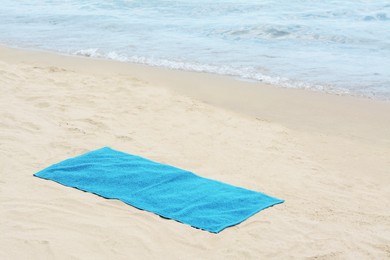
(34, 147), (283, 233)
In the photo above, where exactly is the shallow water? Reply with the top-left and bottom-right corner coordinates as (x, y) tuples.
(0, 0), (389, 99)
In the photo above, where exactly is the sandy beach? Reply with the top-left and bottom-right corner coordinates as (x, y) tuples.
(1, 45), (389, 259)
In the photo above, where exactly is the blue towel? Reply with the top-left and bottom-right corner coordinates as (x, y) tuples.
(34, 147), (283, 233)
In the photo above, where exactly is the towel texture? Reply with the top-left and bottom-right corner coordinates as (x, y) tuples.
(34, 147), (283, 233)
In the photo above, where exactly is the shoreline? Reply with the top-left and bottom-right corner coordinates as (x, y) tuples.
(4, 44), (390, 101)
(1, 45), (390, 259)
(2, 45), (390, 147)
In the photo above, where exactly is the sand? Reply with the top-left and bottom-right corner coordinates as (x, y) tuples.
(1, 45), (389, 259)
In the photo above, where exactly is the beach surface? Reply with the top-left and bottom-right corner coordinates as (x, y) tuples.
(1, 46), (389, 259)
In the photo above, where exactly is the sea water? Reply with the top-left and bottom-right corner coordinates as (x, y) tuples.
(0, 0), (389, 99)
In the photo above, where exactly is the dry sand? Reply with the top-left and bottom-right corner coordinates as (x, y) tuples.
(1, 46), (389, 259)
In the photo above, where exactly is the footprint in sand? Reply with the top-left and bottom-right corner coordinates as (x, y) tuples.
(116, 135), (133, 141)
(35, 102), (50, 108)
(21, 122), (40, 132)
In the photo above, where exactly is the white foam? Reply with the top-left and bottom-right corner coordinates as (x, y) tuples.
(74, 48), (100, 58)
(73, 49), (358, 97)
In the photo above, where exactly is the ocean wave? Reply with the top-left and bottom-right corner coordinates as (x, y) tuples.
(363, 13), (390, 21)
(1, 0), (389, 100)
(210, 24), (375, 45)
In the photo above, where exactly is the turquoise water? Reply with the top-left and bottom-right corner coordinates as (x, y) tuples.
(0, 0), (389, 99)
